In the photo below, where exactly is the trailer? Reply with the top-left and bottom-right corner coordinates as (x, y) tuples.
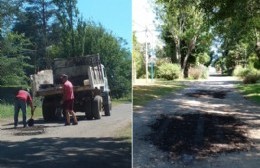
(30, 54), (111, 121)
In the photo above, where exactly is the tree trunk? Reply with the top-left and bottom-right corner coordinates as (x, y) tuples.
(174, 36), (181, 64)
(255, 29), (260, 60)
(181, 36), (197, 78)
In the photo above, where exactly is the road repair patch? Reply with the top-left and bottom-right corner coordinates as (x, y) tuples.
(185, 89), (229, 99)
(146, 113), (253, 160)
(14, 126), (45, 136)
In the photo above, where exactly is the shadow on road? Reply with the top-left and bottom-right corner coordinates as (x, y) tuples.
(0, 137), (131, 168)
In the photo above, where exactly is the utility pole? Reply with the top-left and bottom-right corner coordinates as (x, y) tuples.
(145, 27), (148, 83)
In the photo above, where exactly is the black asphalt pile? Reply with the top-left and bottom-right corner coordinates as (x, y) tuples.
(146, 113), (253, 160)
(185, 89), (228, 99)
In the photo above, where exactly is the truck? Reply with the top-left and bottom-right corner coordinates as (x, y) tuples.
(30, 54), (111, 121)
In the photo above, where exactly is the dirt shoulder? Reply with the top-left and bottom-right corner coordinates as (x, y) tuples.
(0, 103), (132, 168)
(133, 76), (260, 168)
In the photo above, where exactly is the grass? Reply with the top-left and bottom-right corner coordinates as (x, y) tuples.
(0, 103), (43, 119)
(0, 96), (131, 119)
(112, 97), (131, 106)
(114, 122), (132, 143)
(236, 83), (260, 103)
(133, 79), (185, 109)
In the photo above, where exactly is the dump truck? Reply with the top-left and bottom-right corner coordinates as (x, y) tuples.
(30, 54), (111, 121)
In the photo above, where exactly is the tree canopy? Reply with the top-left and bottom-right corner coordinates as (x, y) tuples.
(0, 0), (131, 98)
(150, 0), (259, 78)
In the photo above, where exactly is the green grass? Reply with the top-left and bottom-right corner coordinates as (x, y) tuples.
(1, 96), (131, 119)
(114, 122), (132, 143)
(236, 83), (260, 103)
(0, 103), (43, 119)
(133, 80), (185, 109)
(112, 99), (131, 106)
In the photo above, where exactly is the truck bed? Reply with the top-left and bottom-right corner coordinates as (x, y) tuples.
(36, 85), (92, 97)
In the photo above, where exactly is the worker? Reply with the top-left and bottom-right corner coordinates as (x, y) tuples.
(14, 89), (34, 128)
(60, 74), (78, 126)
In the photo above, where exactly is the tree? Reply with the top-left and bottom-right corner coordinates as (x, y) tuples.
(133, 32), (145, 80)
(0, 32), (33, 85)
(53, 0), (79, 58)
(0, 0), (131, 98)
(155, 0), (210, 77)
(13, 0), (56, 70)
(76, 21), (131, 98)
(200, 0), (260, 70)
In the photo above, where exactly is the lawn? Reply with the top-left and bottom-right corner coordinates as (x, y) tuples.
(0, 103), (43, 119)
(115, 122), (132, 143)
(236, 83), (260, 103)
(133, 80), (185, 110)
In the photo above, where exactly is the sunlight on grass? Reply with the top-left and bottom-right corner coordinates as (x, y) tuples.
(115, 122), (132, 143)
(133, 79), (185, 110)
(0, 103), (43, 119)
(236, 83), (260, 103)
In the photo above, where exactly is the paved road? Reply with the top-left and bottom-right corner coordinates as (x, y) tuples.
(0, 103), (132, 168)
(133, 76), (260, 168)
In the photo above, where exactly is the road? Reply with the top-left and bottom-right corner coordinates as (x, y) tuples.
(0, 103), (132, 168)
(133, 76), (260, 168)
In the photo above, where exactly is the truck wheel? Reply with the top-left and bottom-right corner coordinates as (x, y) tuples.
(104, 95), (111, 116)
(42, 97), (57, 121)
(85, 101), (93, 120)
(92, 95), (102, 119)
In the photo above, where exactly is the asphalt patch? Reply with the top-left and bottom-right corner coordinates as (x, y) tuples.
(14, 126), (45, 136)
(146, 113), (252, 160)
(185, 90), (228, 99)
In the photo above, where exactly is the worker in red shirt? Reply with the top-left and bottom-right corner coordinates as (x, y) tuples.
(14, 89), (34, 128)
(61, 74), (78, 126)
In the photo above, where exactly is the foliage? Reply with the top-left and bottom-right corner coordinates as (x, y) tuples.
(0, 32), (33, 86)
(53, 0), (79, 58)
(233, 65), (250, 78)
(233, 65), (260, 84)
(0, 0), (131, 99)
(243, 72), (260, 84)
(132, 32), (145, 79)
(196, 52), (210, 65)
(156, 62), (181, 80)
(200, 0), (260, 71)
(189, 64), (209, 80)
(155, 0), (212, 78)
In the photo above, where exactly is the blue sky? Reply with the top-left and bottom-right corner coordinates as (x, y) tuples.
(77, 0), (132, 50)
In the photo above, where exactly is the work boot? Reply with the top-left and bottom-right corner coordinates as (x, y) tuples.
(64, 122), (71, 126)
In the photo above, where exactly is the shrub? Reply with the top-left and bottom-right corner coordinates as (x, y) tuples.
(233, 65), (258, 78)
(157, 63), (181, 80)
(189, 65), (209, 79)
(233, 65), (246, 77)
(243, 72), (260, 84)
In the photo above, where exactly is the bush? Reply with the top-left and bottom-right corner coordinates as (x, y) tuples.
(233, 65), (258, 78)
(189, 65), (209, 79)
(243, 72), (260, 84)
(156, 63), (181, 80)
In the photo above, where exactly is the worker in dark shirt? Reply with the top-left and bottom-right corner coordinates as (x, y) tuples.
(14, 89), (34, 128)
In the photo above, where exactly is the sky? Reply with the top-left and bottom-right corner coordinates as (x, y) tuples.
(77, 0), (132, 50)
(132, 0), (162, 49)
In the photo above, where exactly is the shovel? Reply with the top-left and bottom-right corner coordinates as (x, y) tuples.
(27, 106), (37, 127)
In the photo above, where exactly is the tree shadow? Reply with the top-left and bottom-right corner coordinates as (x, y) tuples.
(0, 137), (131, 168)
